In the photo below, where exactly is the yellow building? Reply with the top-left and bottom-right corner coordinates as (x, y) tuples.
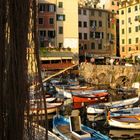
(119, 0), (140, 60)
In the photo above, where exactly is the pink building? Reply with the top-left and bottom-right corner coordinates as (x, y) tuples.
(38, 2), (56, 48)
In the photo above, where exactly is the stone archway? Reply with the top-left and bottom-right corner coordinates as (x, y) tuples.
(115, 76), (131, 88)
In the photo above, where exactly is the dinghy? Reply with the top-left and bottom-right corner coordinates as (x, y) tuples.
(107, 112), (140, 129)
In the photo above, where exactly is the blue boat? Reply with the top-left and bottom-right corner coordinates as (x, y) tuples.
(53, 115), (111, 140)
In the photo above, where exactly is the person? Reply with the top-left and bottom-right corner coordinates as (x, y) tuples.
(110, 58), (114, 65)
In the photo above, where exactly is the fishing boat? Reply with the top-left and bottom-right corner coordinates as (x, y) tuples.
(53, 115), (111, 140)
(72, 91), (109, 109)
(107, 108), (140, 129)
(86, 97), (140, 121)
(30, 97), (57, 104)
(109, 129), (140, 139)
(55, 85), (98, 99)
(29, 102), (63, 114)
(109, 107), (140, 117)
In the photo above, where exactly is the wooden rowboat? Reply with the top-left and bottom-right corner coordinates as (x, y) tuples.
(107, 110), (140, 129)
(72, 91), (109, 109)
(29, 102), (63, 114)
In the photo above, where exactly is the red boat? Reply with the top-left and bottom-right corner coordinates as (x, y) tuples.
(72, 91), (109, 109)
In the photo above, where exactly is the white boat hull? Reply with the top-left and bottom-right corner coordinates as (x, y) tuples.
(108, 118), (140, 129)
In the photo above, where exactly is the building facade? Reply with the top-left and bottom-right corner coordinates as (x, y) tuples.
(38, 0), (79, 65)
(79, 7), (116, 61)
(105, 0), (119, 18)
(119, 0), (140, 60)
(38, 1), (56, 48)
(104, 0), (120, 56)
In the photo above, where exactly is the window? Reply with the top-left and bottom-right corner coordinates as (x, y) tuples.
(95, 32), (101, 38)
(98, 11), (102, 17)
(84, 33), (87, 39)
(122, 29), (125, 34)
(91, 43), (95, 49)
(99, 21), (102, 27)
(135, 26), (139, 32)
(78, 9), (81, 15)
(56, 14), (65, 21)
(129, 47), (131, 51)
(39, 30), (46, 37)
(112, 1), (115, 5)
(47, 4), (55, 12)
(136, 37), (139, 43)
(90, 20), (97, 27)
(128, 38), (131, 44)
(79, 21), (82, 27)
(59, 26), (63, 34)
(39, 4), (46, 12)
(58, 2), (63, 8)
(135, 5), (138, 11)
(121, 10), (124, 15)
(49, 18), (54, 24)
(128, 27), (131, 33)
(128, 17), (131, 23)
(102, 32), (104, 39)
(122, 47), (125, 52)
(59, 43), (63, 48)
(122, 39), (125, 44)
(112, 10), (115, 13)
(84, 44), (87, 50)
(79, 33), (82, 39)
(98, 43), (102, 50)
(38, 18), (43, 24)
(117, 2), (119, 6)
(83, 9), (86, 15)
(91, 11), (95, 16)
(90, 32), (95, 38)
(128, 7), (131, 13)
(48, 30), (55, 38)
(135, 16), (139, 21)
(122, 20), (124, 24)
(83, 22), (87, 27)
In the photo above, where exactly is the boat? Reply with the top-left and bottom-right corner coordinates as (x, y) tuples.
(107, 109), (140, 129)
(53, 115), (111, 140)
(30, 97), (57, 104)
(29, 102), (63, 114)
(109, 129), (140, 139)
(55, 85), (98, 99)
(72, 91), (109, 109)
(86, 97), (140, 121)
(109, 107), (140, 117)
